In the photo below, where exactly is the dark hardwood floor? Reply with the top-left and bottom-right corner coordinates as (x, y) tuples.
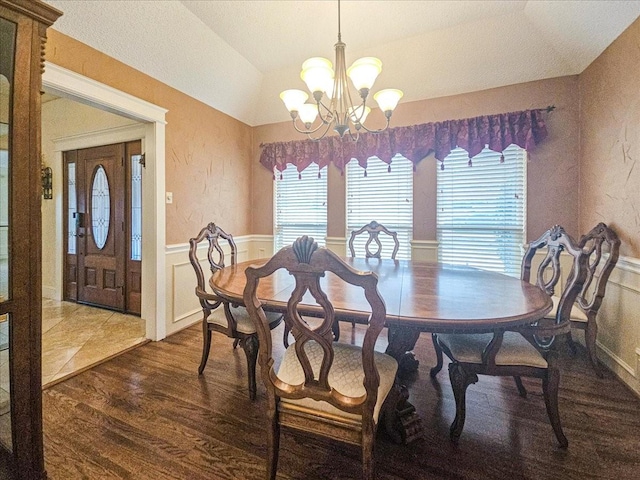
(43, 323), (640, 479)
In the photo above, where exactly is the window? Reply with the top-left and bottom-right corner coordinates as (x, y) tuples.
(346, 155), (413, 260)
(274, 163), (327, 252)
(437, 145), (526, 276)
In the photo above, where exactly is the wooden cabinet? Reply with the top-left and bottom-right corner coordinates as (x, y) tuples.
(0, 1), (61, 478)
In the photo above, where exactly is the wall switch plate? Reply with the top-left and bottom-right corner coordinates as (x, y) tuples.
(166, 192), (173, 204)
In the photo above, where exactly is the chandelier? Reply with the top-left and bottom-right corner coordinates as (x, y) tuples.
(279, 0), (403, 141)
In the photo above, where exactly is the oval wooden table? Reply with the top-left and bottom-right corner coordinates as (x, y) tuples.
(210, 257), (552, 443)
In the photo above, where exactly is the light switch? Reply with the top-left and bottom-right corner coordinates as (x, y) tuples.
(166, 192), (173, 204)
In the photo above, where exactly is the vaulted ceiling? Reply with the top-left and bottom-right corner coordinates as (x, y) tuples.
(47, 0), (640, 127)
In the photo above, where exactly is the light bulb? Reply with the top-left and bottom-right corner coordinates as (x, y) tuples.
(298, 104), (319, 125)
(301, 57), (334, 95)
(347, 57), (382, 91)
(374, 89), (403, 113)
(280, 89), (308, 113)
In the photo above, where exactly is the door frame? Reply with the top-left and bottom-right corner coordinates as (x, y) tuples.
(43, 62), (167, 341)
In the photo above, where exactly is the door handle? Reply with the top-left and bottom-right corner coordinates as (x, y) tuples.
(73, 212), (86, 228)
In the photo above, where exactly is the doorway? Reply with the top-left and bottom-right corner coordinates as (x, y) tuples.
(43, 61), (167, 341)
(63, 141), (142, 315)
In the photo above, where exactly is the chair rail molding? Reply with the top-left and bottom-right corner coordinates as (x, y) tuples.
(43, 62), (168, 341)
(326, 236), (347, 257)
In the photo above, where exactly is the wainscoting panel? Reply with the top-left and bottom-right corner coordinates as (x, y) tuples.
(164, 235), (255, 337)
(596, 255), (640, 396)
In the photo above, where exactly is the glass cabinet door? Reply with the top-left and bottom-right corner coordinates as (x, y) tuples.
(0, 15), (16, 454)
(0, 1), (61, 477)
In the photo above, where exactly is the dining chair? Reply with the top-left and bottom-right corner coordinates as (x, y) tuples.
(348, 220), (400, 259)
(243, 236), (399, 480)
(188, 222), (282, 400)
(345, 220), (400, 336)
(430, 225), (588, 447)
(545, 222), (620, 377)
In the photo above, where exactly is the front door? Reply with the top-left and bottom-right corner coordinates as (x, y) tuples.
(63, 141), (142, 314)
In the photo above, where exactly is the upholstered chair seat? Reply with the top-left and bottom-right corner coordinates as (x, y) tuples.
(436, 332), (548, 369)
(207, 305), (281, 334)
(277, 341), (398, 422)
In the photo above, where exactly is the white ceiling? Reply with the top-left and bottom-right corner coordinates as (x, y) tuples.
(46, 0), (640, 127)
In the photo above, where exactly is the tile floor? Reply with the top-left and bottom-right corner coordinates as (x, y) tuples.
(42, 299), (147, 388)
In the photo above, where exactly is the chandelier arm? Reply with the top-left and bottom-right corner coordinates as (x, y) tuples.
(304, 121), (336, 142)
(349, 96), (369, 124)
(352, 116), (391, 134)
(291, 118), (331, 136)
(316, 100), (335, 124)
(345, 128), (359, 142)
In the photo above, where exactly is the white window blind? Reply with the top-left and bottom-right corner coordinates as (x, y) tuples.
(274, 163), (327, 252)
(437, 145), (526, 277)
(346, 155), (413, 260)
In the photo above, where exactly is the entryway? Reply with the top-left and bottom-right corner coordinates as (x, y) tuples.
(41, 299), (147, 387)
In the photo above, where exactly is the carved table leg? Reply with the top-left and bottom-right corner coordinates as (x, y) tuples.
(380, 382), (423, 444)
(385, 326), (421, 377)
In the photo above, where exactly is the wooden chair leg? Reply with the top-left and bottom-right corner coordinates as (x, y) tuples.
(265, 394), (280, 480)
(332, 319), (341, 341)
(430, 333), (444, 378)
(198, 318), (212, 375)
(241, 334), (259, 401)
(565, 329), (578, 355)
(585, 319), (603, 378)
(514, 376), (527, 397)
(542, 367), (568, 448)
(361, 420), (375, 480)
(282, 324), (290, 348)
(448, 363), (478, 444)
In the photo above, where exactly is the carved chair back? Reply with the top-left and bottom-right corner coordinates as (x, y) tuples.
(575, 222), (620, 316)
(520, 225), (589, 347)
(244, 236), (387, 416)
(188, 223), (237, 311)
(348, 221), (399, 260)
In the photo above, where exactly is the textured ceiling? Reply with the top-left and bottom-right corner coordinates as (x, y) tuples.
(46, 0), (640, 127)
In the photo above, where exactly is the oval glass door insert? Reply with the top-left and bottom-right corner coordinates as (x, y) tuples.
(91, 165), (110, 249)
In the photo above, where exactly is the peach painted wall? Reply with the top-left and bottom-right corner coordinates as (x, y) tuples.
(579, 17), (640, 258)
(45, 31), (253, 244)
(252, 76), (581, 242)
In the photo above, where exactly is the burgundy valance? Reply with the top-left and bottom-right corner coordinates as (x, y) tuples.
(260, 108), (549, 176)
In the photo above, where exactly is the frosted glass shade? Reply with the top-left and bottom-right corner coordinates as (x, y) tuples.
(348, 105), (371, 125)
(280, 89), (308, 112)
(374, 89), (403, 112)
(298, 104), (319, 124)
(347, 57), (382, 91)
(301, 57), (334, 94)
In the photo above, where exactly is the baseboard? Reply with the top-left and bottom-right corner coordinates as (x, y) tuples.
(597, 341), (640, 397)
(42, 285), (58, 300)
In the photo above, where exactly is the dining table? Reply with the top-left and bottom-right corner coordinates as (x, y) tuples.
(209, 256), (553, 443)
